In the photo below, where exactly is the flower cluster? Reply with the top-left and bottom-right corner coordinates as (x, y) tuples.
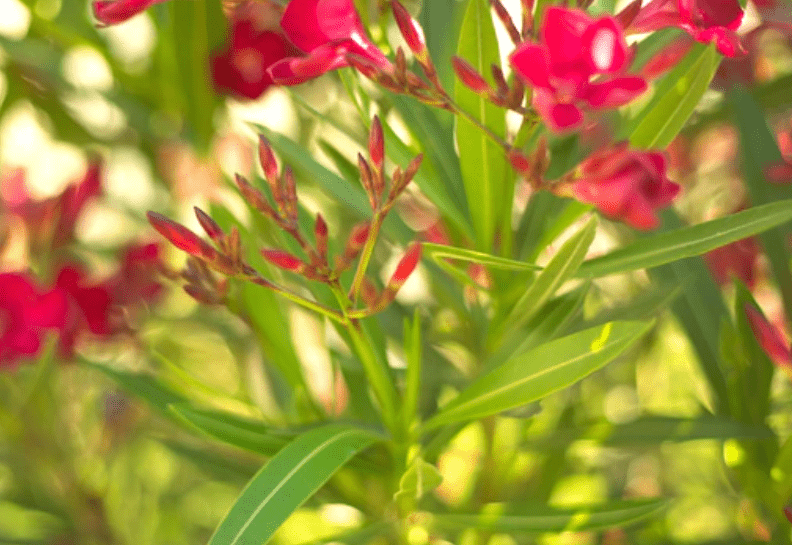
(148, 119), (423, 318)
(0, 165), (163, 368)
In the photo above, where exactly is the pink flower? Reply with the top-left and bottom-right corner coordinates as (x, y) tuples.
(631, 0), (745, 57)
(211, 2), (298, 99)
(704, 236), (760, 288)
(509, 7), (647, 132)
(0, 273), (68, 368)
(268, 0), (390, 85)
(745, 303), (791, 369)
(572, 143), (680, 229)
(92, 0), (168, 25)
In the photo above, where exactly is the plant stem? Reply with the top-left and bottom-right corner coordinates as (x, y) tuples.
(349, 211), (385, 303)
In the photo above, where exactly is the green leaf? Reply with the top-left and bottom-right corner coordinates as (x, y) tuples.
(576, 201), (792, 278)
(168, 404), (289, 456)
(82, 359), (187, 417)
(627, 43), (721, 149)
(730, 88), (792, 329)
(500, 217), (596, 337)
(209, 424), (383, 545)
(454, 0), (509, 251)
(431, 498), (667, 532)
(422, 321), (652, 431)
(423, 243), (542, 272)
(577, 416), (774, 445)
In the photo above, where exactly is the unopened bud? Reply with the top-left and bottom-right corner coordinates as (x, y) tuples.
(184, 284), (223, 305)
(315, 213), (328, 264)
(235, 174), (278, 220)
(147, 211), (217, 260)
(389, 243), (422, 287)
(491, 0), (521, 45)
(392, 0), (428, 63)
(369, 116), (385, 172)
(358, 153), (377, 209)
(258, 136), (279, 182)
(764, 160), (792, 183)
(282, 166), (298, 225)
(261, 249), (305, 272)
(508, 150), (531, 175)
(391, 153), (422, 198)
(491, 64), (509, 97)
(785, 506), (792, 524)
(452, 56), (490, 95)
(615, 0), (642, 29)
(194, 207), (224, 243)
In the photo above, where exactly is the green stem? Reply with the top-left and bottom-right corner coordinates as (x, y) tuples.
(248, 276), (345, 323)
(349, 212), (385, 302)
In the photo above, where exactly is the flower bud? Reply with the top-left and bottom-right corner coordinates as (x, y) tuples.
(392, 0), (428, 63)
(235, 174), (278, 221)
(147, 212), (217, 260)
(491, 0), (521, 45)
(282, 166), (298, 225)
(194, 207), (224, 243)
(508, 149), (531, 175)
(261, 248), (305, 273)
(388, 243), (421, 287)
(369, 116), (385, 172)
(452, 56), (490, 95)
(314, 213), (328, 264)
(258, 135), (279, 182)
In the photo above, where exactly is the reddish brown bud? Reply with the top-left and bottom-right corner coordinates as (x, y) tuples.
(314, 213), (328, 263)
(506, 77), (525, 109)
(184, 284), (222, 305)
(785, 506), (792, 524)
(392, 0), (428, 62)
(235, 174), (278, 220)
(391, 153), (422, 198)
(360, 277), (379, 309)
(258, 136), (279, 182)
(282, 166), (298, 225)
(452, 56), (490, 95)
(147, 211), (216, 260)
(261, 248), (304, 272)
(490, 0), (521, 45)
(350, 222), (370, 248)
(615, 0), (642, 29)
(389, 242), (422, 287)
(194, 207), (224, 243)
(508, 150), (531, 175)
(491, 64), (509, 97)
(369, 116), (385, 172)
(358, 153), (377, 209)
(346, 53), (383, 80)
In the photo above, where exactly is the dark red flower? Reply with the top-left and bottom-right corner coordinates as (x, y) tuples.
(704, 237), (760, 288)
(0, 273), (68, 368)
(631, 0), (745, 57)
(268, 0), (390, 85)
(92, 0), (168, 25)
(571, 143), (680, 229)
(211, 3), (298, 99)
(509, 7), (647, 132)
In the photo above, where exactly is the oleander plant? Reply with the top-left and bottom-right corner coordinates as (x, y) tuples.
(3, 0), (792, 543)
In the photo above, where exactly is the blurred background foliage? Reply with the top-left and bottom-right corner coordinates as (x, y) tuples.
(1, 0), (792, 544)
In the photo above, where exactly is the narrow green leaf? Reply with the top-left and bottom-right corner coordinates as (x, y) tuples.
(627, 43), (721, 149)
(168, 404), (289, 456)
(82, 359), (187, 416)
(422, 321), (652, 431)
(455, 0), (508, 251)
(584, 416), (774, 445)
(501, 217), (596, 336)
(730, 88), (792, 329)
(431, 499), (667, 532)
(576, 201), (792, 278)
(209, 424), (383, 545)
(423, 243), (541, 272)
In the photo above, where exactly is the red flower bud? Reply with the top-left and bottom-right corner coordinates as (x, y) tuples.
(261, 248), (304, 272)
(745, 303), (791, 369)
(194, 207), (224, 243)
(147, 212), (216, 260)
(369, 116), (385, 172)
(392, 0), (428, 62)
(508, 150), (531, 175)
(315, 213), (328, 263)
(784, 506), (792, 524)
(350, 223), (370, 247)
(259, 135), (279, 182)
(452, 56), (490, 95)
(389, 242), (422, 287)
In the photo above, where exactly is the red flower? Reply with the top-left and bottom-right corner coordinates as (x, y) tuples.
(631, 0), (745, 57)
(92, 0), (167, 25)
(704, 237), (760, 288)
(211, 2), (298, 99)
(509, 7), (647, 132)
(745, 303), (791, 369)
(56, 266), (114, 340)
(0, 273), (68, 368)
(571, 143), (680, 229)
(268, 0), (390, 85)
